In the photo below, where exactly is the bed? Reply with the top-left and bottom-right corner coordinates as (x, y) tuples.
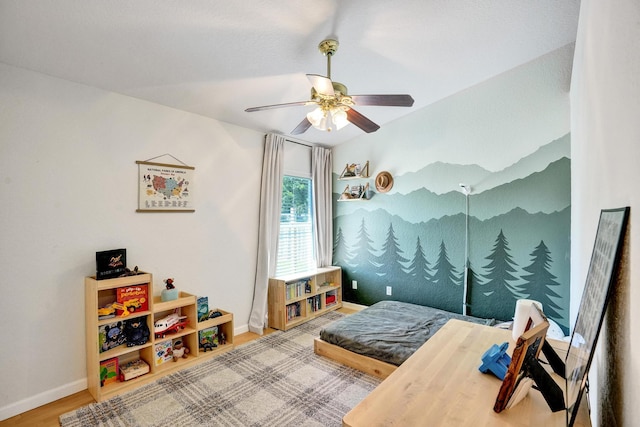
(314, 300), (495, 379)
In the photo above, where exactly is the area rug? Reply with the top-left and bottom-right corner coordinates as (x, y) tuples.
(60, 311), (380, 427)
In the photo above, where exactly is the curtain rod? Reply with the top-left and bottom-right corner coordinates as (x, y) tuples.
(267, 132), (331, 149)
(285, 139), (313, 148)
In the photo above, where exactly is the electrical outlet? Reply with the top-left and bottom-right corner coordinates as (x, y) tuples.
(386, 286), (392, 296)
(352, 280), (358, 290)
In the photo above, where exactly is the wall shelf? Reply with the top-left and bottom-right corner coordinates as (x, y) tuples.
(338, 161), (369, 180)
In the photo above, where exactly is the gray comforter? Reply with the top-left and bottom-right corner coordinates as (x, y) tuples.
(319, 300), (494, 366)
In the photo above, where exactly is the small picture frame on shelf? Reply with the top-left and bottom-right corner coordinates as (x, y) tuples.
(96, 248), (127, 280)
(339, 161), (369, 179)
(345, 163), (359, 177)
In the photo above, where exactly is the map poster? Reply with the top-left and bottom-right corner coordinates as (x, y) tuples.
(136, 161), (195, 212)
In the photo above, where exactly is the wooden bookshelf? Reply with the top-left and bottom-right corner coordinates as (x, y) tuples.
(268, 266), (342, 331)
(85, 273), (234, 401)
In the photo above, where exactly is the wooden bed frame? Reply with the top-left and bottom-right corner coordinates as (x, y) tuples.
(313, 337), (397, 379)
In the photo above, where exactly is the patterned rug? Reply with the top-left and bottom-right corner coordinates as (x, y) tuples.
(60, 312), (380, 427)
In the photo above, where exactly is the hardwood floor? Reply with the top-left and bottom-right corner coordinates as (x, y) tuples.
(1, 308), (357, 426)
(0, 327), (279, 427)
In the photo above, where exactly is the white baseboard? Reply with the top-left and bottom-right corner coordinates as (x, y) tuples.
(0, 378), (87, 421)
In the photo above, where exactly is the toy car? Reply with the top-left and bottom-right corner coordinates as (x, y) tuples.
(98, 304), (116, 318)
(154, 313), (188, 338)
(98, 298), (146, 318)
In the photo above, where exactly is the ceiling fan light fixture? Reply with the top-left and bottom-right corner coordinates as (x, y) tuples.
(245, 38), (414, 136)
(331, 108), (349, 130)
(307, 106), (349, 132)
(306, 107), (326, 127)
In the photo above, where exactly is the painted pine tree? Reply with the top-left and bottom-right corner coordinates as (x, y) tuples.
(406, 236), (432, 285)
(376, 223), (410, 299)
(348, 217), (379, 303)
(332, 226), (352, 267)
(404, 236), (434, 306)
(350, 218), (377, 272)
(431, 240), (462, 313)
(481, 229), (522, 321)
(520, 240), (563, 321)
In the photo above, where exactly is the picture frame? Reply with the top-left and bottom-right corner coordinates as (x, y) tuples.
(564, 207), (629, 426)
(95, 248), (127, 280)
(494, 304), (549, 413)
(136, 160), (194, 212)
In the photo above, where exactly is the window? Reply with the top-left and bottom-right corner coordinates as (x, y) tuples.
(276, 175), (314, 276)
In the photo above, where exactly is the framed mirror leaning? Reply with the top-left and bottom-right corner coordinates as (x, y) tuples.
(565, 207), (629, 426)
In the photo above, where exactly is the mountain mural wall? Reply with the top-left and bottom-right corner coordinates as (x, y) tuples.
(333, 135), (571, 333)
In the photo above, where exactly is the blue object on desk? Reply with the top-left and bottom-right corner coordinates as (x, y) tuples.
(479, 342), (511, 380)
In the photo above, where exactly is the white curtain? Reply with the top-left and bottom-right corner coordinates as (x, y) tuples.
(312, 146), (333, 267)
(248, 133), (284, 334)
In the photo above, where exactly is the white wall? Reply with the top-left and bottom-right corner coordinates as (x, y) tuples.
(0, 63), (265, 419)
(571, 0), (640, 425)
(333, 44), (573, 177)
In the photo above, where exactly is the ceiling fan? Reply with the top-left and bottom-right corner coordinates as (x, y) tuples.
(245, 39), (415, 135)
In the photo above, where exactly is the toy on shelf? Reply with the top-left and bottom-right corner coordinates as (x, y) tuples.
(172, 339), (190, 361)
(99, 299), (143, 318)
(207, 310), (222, 319)
(119, 265), (141, 277)
(98, 304), (116, 319)
(119, 359), (149, 381)
(161, 278), (179, 302)
(124, 318), (150, 347)
(154, 312), (188, 338)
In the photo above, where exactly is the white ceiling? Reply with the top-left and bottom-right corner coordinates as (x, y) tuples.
(0, 0), (580, 146)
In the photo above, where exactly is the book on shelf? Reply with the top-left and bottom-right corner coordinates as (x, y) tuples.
(119, 359), (150, 381)
(286, 279), (311, 300)
(154, 340), (173, 366)
(99, 321), (126, 353)
(197, 296), (209, 322)
(100, 357), (119, 387)
(199, 326), (219, 349)
(286, 301), (301, 320)
(116, 284), (148, 316)
(307, 295), (321, 312)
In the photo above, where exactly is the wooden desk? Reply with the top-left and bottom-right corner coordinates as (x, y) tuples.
(343, 319), (591, 427)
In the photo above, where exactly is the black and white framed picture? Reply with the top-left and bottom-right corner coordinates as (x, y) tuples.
(565, 207), (629, 426)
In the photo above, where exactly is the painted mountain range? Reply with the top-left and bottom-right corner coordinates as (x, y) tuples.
(332, 135), (571, 332)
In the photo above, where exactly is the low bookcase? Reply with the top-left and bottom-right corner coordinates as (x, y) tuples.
(85, 273), (234, 402)
(268, 266), (342, 331)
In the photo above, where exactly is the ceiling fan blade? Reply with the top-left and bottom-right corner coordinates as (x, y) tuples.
(245, 101), (311, 112)
(307, 74), (335, 97)
(351, 94), (415, 107)
(291, 117), (312, 135)
(346, 108), (380, 133)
